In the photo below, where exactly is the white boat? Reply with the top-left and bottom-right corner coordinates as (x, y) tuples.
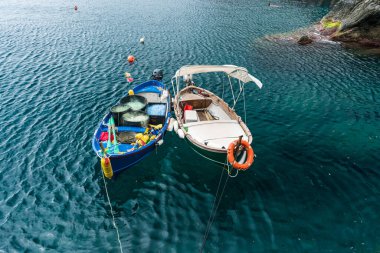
(171, 65), (263, 171)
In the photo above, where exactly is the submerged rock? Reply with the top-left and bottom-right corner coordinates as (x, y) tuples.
(298, 35), (313, 45)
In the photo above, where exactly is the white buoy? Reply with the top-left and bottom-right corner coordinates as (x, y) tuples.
(139, 37), (145, 44)
(177, 129), (185, 139)
(157, 139), (164, 146)
(167, 118), (174, 132)
(173, 120), (179, 133)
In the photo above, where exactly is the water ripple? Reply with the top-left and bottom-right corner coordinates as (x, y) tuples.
(1, 0), (380, 252)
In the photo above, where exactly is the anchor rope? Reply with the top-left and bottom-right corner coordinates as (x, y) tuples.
(101, 171), (124, 253)
(200, 163), (230, 252)
(201, 166), (224, 251)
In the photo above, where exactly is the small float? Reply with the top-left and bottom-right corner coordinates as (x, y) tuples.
(171, 65), (263, 171)
(92, 69), (170, 178)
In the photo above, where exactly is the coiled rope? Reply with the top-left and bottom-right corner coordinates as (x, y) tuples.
(101, 171), (124, 253)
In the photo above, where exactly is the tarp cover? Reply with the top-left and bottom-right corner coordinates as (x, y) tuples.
(174, 65), (263, 88)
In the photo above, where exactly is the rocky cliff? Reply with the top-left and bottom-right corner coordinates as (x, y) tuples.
(321, 0), (380, 46)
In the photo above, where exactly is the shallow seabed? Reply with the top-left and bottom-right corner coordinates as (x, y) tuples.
(0, 0), (379, 252)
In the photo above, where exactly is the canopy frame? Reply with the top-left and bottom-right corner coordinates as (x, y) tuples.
(171, 65), (263, 111)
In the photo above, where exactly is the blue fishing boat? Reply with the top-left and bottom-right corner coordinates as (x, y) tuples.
(92, 70), (171, 178)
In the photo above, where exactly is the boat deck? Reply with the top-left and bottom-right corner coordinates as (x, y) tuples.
(178, 90), (248, 150)
(184, 120), (248, 149)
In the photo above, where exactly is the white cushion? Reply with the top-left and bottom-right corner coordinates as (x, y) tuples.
(184, 110), (199, 123)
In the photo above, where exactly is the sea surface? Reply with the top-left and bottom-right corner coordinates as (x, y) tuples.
(0, 0), (379, 252)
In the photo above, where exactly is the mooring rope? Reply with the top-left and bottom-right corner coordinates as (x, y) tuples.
(243, 85), (247, 123)
(101, 171), (124, 253)
(200, 165), (230, 253)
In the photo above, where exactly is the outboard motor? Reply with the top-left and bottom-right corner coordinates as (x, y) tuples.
(151, 69), (163, 82)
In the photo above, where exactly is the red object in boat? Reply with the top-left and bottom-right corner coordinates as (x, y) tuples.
(184, 104), (193, 111)
(99, 132), (114, 141)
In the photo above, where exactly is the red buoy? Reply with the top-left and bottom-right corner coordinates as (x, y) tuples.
(74, 5), (78, 11)
(127, 55), (135, 64)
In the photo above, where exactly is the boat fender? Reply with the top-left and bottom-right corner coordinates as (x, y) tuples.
(167, 118), (174, 132)
(157, 139), (164, 146)
(173, 120), (179, 133)
(227, 140), (254, 170)
(101, 157), (113, 179)
(177, 129), (185, 139)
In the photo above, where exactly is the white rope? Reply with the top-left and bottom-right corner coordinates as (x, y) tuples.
(101, 171), (124, 253)
(243, 85), (247, 123)
(227, 163), (239, 178)
(228, 76), (235, 106)
(200, 165), (225, 251)
(189, 146), (226, 166)
(171, 79), (176, 98)
(189, 146), (240, 177)
(200, 166), (230, 252)
(222, 76), (225, 100)
(232, 80), (245, 110)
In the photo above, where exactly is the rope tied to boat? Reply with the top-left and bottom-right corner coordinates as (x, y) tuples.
(100, 168), (124, 253)
(200, 158), (230, 252)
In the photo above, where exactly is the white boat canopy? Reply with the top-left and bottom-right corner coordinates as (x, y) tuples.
(173, 65), (263, 89)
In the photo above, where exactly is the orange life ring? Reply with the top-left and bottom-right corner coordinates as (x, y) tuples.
(227, 140), (254, 170)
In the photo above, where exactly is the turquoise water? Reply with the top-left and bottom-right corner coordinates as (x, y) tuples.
(1, 0), (380, 252)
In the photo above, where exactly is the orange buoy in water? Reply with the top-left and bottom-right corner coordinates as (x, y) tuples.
(127, 55), (135, 64)
(74, 5), (78, 11)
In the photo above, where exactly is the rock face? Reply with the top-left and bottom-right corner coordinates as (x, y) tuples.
(322, 0), (380, 47)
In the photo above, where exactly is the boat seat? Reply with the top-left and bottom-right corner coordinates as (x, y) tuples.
(196, 110), (213, 121)
(184, 120), (249, 149)
(179, 98), (212, 110)
(184, 110), (199, 123)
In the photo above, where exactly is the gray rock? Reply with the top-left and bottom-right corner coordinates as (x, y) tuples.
(324, 0), (380, 46)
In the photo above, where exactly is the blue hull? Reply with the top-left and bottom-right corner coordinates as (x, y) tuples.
(104, 133), (165, 173)
(92, 80), (171, 175)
